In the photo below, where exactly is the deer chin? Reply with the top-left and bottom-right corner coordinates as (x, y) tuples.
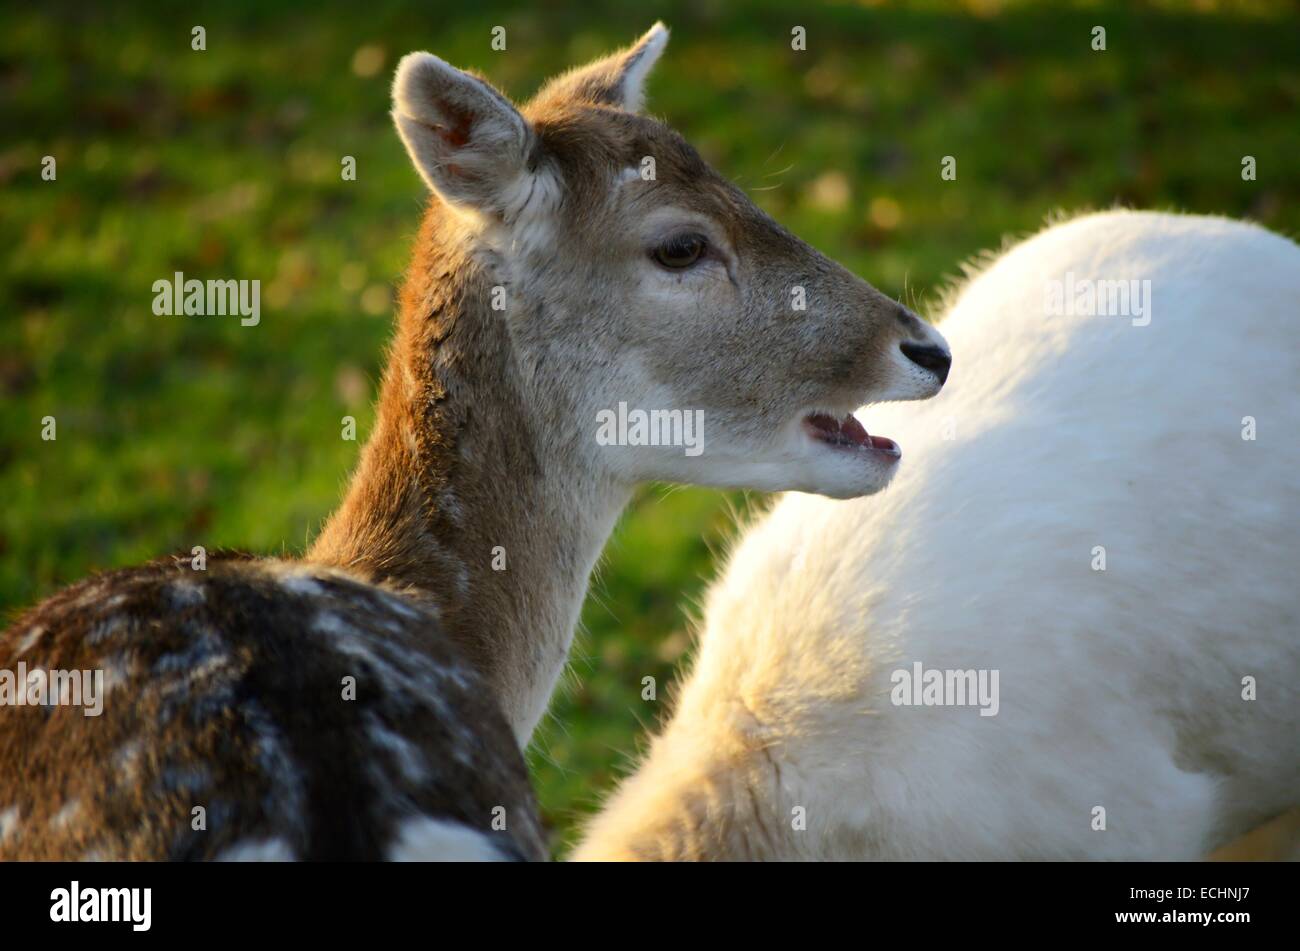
(777, 407), (901, 499)
(653, 410), (902, 500)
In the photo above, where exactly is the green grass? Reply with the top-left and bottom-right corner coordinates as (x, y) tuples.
(2, 0), (1297, 856)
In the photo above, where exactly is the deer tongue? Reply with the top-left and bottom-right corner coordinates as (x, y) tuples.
(805, 412), (871, 448)
(805, 412), (900, 453)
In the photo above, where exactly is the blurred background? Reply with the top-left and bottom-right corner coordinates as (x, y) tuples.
(2, 0), (1297, 856)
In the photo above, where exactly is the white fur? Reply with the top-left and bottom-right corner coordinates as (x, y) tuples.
(365, 712), (429, 784)
(214, 838), (297, 861)
(0, 806), (19, 843)
(874, 331), (951, 402)
(385, 817), (508, 862)
(13, 626), (44, 657)
(617, 23), (669, 113)
(495, 165), (563, 252)
(49, 799), (82, 829)
(576, 211), (1300, 861)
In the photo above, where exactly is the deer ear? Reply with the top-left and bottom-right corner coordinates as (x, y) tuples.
(536, 22), (669, 113)
(391, 52), (535, 214)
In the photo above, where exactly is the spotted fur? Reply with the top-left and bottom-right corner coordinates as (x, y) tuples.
(0, 553), (542, 861)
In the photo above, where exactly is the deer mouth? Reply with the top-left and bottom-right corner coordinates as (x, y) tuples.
(802, 412), (901, 458)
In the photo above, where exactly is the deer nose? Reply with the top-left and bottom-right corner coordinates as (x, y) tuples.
(900, 342), (951, 384)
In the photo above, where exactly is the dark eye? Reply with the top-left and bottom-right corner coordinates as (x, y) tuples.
(652, 233), (708, 269)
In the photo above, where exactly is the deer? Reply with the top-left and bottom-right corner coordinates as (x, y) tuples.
(0, 24), (951, 861)
(573, 210), (1300, 862)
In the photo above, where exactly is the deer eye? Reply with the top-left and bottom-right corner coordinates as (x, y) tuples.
(652, 233), (708, 269)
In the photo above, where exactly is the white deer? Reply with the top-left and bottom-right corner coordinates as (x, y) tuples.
(575, 210), (1300, 861)
(0, 24), (949, 860)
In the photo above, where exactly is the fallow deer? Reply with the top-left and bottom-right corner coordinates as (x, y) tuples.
(0, 24), (949, 860)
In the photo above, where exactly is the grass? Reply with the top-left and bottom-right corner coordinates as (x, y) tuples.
(1, 0), (1297, 856)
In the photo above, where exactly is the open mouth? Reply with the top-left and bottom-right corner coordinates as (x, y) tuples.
(802, 412), (901, 458)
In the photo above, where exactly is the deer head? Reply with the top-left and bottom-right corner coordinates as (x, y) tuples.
(390, 22), (948, 501)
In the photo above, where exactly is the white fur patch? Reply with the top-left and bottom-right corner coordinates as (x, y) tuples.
(385, 816), (507, 862)
(374, 589), (425, 620)
(87, 616), (126, 644)
(312, 610), (457, 723)
(114, 739), (144, 780)
(312, 610), (356, 639)
(0, 806), (19, 843)
(168, 579), (205, 606)
(477, 165), (562, 255)
(876, 323), (950, 402)
(49, 799), (82, 830)
(13, 626), (44, 657)
(280, 575), (326, 597)
(619, 23), (669, 114)
(215, 838), (297, 862)
(365, 712), (429, 784)
(100, 653), (134, 693)
(68, 583), (108, 610)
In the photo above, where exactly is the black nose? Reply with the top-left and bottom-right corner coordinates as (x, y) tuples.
(900, 342), (951, 384)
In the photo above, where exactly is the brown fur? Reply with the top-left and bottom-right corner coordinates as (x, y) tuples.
(0, 25), (948, 860)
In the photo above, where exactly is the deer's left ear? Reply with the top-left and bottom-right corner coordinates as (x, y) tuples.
(535, 22), (669, 113)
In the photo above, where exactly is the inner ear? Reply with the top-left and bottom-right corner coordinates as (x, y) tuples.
(391, 52), (536, 216)
(532, 22), (669, 114)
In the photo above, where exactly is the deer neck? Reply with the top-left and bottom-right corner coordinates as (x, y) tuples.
(308, 208), (630, 744)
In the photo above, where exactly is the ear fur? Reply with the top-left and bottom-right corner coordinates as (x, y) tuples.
(532, 22), (669, 113)
(391, 52), (535, 214)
